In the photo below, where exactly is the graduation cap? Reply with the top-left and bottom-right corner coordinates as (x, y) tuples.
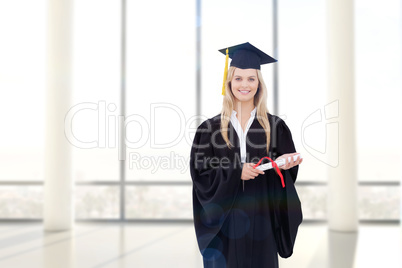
(219, 42), (277, 95)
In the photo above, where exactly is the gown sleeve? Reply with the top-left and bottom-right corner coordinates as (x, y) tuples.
(270, 117), (303, 258)
(189, 120), (243, 254)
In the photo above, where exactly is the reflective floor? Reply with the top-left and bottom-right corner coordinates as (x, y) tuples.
(0, 222), (400, 268)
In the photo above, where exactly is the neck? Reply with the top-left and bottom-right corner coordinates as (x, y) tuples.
(233, 101), (255, 117)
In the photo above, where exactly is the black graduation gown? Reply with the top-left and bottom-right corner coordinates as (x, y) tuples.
(190, 113), (302, 268)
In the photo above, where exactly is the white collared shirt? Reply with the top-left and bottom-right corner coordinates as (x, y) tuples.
(230, 107), (257, 163)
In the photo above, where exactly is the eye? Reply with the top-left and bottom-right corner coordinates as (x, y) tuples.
(235, 78), (241, 81)
(249, 78), (255, 82)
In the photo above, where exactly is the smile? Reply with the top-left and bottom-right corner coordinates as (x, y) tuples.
(239, 90), (250, 95)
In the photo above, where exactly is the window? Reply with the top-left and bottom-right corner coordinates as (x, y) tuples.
(0, 0), (399, 222)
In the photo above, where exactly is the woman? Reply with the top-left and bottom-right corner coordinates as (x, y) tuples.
(190, 42), (303, 268)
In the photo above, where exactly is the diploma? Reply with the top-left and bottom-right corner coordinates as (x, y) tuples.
(255, 154), (302, 171)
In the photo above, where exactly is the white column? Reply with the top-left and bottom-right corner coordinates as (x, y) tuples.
(400, 0), (402, 234)
(44, 0), (73, 231)
(327, 0), (358, 231)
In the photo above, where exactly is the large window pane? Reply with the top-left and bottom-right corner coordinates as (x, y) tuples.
(358, 185), (400, 220)
(297, 185), (401, 221)
(125, 0), (196, 182)
(0, 1), (47, 182)
(0, 186), (42, 218)
(355, 0), (402, 182)
(126, 186), (192, 219)
(297, 185), (327, 220)
(71, 0), (121, 182)
(278, 0), (328, 182)
(75, 186), (119, 219)
(202, 0), (275, 118)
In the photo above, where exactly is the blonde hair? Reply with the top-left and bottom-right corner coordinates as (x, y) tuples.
(220, 66), (271, 154)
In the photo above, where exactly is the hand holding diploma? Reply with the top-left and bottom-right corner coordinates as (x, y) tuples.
(255, 153), (303, 171)
(241, 163), (265, 181)
(276, 153), (303, 170)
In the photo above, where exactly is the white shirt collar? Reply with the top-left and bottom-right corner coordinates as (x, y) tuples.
(231, 106), (257, 117)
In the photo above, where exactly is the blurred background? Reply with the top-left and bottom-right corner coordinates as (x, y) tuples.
(0, 0), (401, 267)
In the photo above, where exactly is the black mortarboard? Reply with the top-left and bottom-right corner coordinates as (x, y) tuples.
(219, 42), (277, 95)
(219, 42), (277, 70)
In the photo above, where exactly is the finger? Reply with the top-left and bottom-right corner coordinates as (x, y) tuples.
(251, 170), (264, 178)
(291, 158), (302, 167)
(289, 158), (294, 166)
(253, 167), (265, 175)
(249, 165), (259, 172)
(287, 156), (294, 168)
(254, 168), (265, 174)
(246, 172), (256, 179)
(246, 171), (255, 179)
(293, 155), (299, 164)
(250, 169), (262, 176)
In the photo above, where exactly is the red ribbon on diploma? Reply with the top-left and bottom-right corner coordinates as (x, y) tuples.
(253, 156), (285, 188)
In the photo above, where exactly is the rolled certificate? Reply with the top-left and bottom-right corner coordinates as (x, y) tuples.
(255, 154), (302, 171)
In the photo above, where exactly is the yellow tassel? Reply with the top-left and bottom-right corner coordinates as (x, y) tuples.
(222, 48), (229, 95)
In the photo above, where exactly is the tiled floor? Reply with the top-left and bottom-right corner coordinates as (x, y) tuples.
(0, 223), (400, 268)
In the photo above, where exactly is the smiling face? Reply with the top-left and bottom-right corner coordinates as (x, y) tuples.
(230, 68), (259, 105)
